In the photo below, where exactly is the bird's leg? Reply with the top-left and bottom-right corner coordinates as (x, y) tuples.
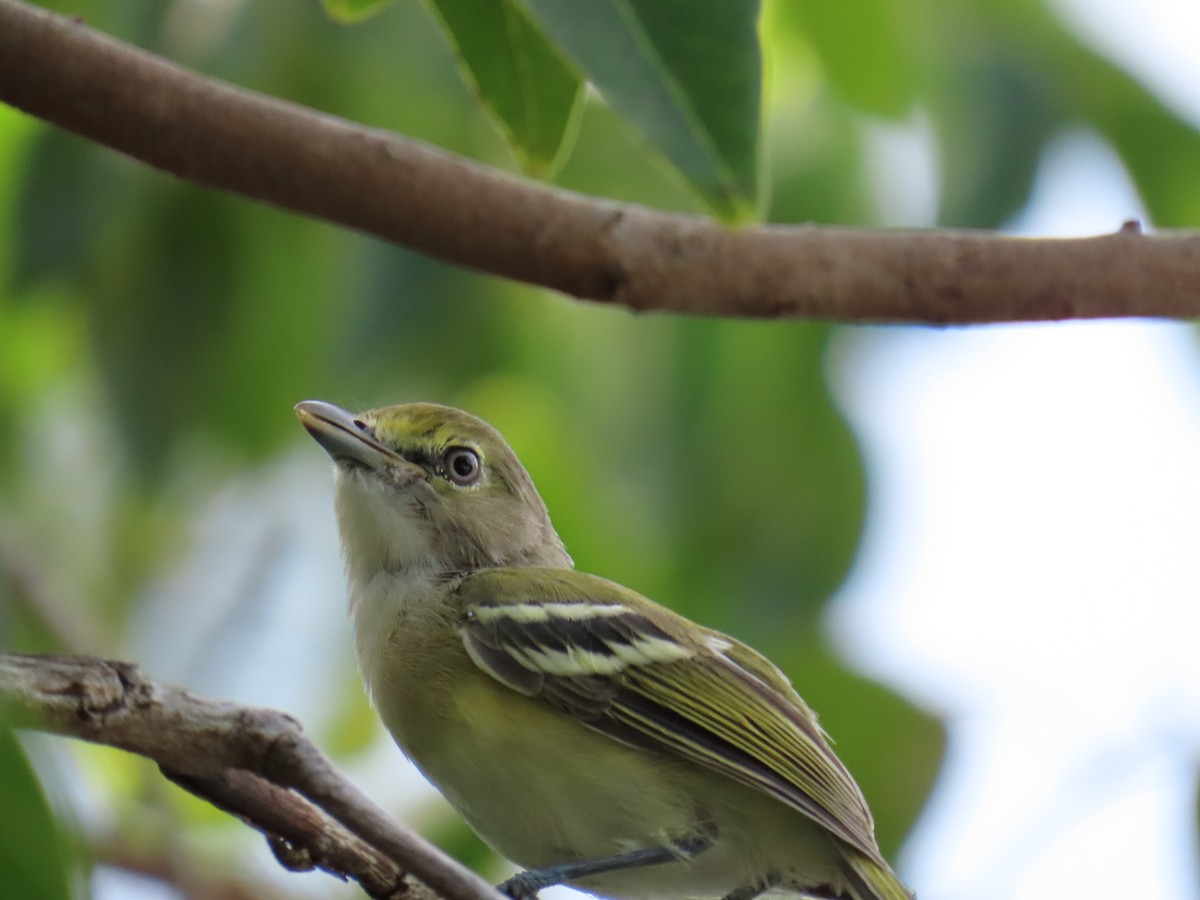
(497, 834), (713, 899)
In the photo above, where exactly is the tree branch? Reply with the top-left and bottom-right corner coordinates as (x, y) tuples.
(0, 0), (1196, 323)
(0, 652), (501, 900)
(157, 766), (414, 899)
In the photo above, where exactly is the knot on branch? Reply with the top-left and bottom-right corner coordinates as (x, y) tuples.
(230, 704), (304, 774)
(0, 652), (154, 728)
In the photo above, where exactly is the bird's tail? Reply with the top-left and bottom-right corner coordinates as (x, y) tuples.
(842, 850), (913, 900)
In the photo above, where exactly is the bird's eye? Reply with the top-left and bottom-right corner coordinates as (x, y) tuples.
(442, 447), (482, 486)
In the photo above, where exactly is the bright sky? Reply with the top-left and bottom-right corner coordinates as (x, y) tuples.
(830, 3), (1200, 897)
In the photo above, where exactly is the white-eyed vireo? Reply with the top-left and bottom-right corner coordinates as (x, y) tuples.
(296, 399), (912, 900)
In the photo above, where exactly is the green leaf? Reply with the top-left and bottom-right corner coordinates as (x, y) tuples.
(1061, 50), (1200, 227)
(0, 723), (75, 900)
(427, 0), (584, 175)
(931, 52), (1061, 228)
(767, 92), (872, 226)
(778, 0), (916, 118)
(965, 0), (1200, 226)
(322, 0), (395, 24)
(83, 187), (243, 478)
(9, 131), (128, 292)
(526, 0), (762, 219)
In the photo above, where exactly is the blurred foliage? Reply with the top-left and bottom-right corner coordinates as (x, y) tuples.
(0, 722), (75, 900)
(779, 0), (916, 118)
(322, 0), (393, 25)
(1, 0), (1198, 896)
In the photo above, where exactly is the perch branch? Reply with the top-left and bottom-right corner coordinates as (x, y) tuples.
(158, 766), (415, 899)
(0, 652), (500, 900)
(0, 0), (1198, 322)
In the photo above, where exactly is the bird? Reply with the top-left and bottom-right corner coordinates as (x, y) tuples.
(296, 398), (913, 900)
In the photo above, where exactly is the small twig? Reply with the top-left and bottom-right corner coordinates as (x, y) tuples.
(0, 0), (1197, 323)
(0, 653), (501, 900)
(159, 766), (412, 899)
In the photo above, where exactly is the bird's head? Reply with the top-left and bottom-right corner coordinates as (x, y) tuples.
(296, 400), (570, 581)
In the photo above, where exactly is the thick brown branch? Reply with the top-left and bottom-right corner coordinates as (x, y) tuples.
(0, 653), (500, 900)
(0, 0), (1198, 322)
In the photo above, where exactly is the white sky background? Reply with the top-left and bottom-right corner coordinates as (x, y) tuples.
(95, 1), (1200, 898)
(831, 1), (1200, 898)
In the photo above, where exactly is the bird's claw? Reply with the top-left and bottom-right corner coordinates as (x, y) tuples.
(497, 871), (545, 900)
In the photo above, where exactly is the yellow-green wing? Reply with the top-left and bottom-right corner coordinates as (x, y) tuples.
(455, 567), (882, 862)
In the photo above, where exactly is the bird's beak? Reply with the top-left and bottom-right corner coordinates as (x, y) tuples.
(295, 400), (413, 476)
